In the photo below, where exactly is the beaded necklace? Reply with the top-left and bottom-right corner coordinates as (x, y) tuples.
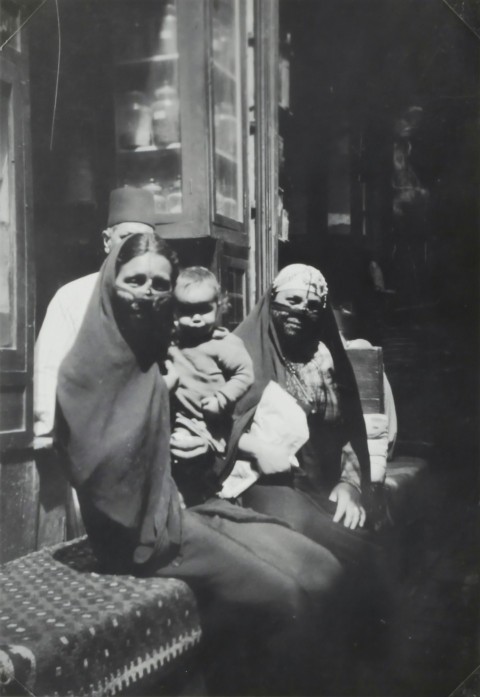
(284, 342), (339, 420)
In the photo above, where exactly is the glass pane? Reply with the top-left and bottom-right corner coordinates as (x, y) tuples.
(211, 0), (244, 222)
(224, 265), (246, 329)
(0, 78), (16, 349)
(0, 2), (21, 53)
(111, 1), (182, 217)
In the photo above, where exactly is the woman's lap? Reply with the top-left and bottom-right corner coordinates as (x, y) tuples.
(241, 479), (395, 656)
(153, 506), (343, 611)
(242, 480), (379, 570)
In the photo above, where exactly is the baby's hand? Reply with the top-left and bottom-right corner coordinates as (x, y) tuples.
(201, 395), (222, 415)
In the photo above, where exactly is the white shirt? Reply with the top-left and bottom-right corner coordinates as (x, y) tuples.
(34, 273), (99, 439)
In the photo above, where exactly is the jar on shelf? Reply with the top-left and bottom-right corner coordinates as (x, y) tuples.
(142, 179), (167, 214)
(216, 190), (226, 216)
(224, 30), (235, 73)
(215, 102), (236, 156)
(212, 17), (224, 60)
(223, 183), (237, 219)
(167, 177), (182, 214)
(116, 91), (152, 150)
(152, 83), (180, 147)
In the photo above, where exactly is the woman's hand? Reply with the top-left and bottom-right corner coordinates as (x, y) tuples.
(329, 482), (366, 530)
(170, 432), (209, 460)
(238, 434), (292, 475)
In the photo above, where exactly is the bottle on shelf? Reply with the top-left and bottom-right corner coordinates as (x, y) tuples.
(216, 177), (236, 219)
(212, 17), (223, 60)
(166, 177), (182, 214)
(212, 17), (231, 69)
(116, 91), (152, 150)
(224, 25), (235, 74)
(224, 182), (237, 219)
(215, 101), (236, 156)
(216, 189), (226, 217)
(151, 82), (180, 147)
(158, 3), (177, 55)
(142, 179), (167, 214)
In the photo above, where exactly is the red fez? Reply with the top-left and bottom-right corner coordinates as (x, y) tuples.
(107, 186), (156, 228)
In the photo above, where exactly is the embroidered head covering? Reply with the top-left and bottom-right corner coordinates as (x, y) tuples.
(273, 264), (329, 306)
(57, 237), (182, 572)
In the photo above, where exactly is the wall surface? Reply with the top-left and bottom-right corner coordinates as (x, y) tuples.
(0, 457), (39, 563)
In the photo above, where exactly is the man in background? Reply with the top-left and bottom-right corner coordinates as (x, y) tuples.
(34, 186), (156, 446)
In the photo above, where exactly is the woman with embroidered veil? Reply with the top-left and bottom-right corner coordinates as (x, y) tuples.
(220, 264), (393, 657)
(56, 235), (350, 696)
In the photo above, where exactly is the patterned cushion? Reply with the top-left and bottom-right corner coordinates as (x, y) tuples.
(0, 538), (202, 697)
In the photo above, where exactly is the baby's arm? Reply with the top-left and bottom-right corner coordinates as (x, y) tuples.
(162, 358), (179, 392)
(202, 335), (254, 414)
(201, 393), (225, 414)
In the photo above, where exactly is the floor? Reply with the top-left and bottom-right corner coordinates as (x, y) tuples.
(354, 307), (480, 697)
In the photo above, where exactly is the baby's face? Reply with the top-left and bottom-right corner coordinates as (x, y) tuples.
(174, 282), (218, 340)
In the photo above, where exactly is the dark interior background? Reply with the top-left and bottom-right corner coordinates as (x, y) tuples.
(278, 0), (479, 492)
(280, 0), (479, 312)
(276, 5), (479, 692)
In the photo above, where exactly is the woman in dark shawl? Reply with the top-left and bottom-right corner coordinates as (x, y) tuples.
(222, 264), (372, 545)
(222, 264), (392, 654)
(56, 236), (350, 696)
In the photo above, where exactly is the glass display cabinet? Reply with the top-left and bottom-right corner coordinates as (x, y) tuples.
(0, 2), (33, 449)
(210, 0), (245, 226)
(108, 0), (248, 240)
(111, 1), (183, 222)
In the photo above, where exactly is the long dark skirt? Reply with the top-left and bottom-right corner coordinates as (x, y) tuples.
(149, 500), (346, 696)
(241, 472), (395, 663)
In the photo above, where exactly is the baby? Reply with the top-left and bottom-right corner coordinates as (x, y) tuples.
(168, 267), (254, 502)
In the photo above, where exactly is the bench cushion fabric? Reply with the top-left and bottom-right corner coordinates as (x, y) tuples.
(0, 538), (201, 697)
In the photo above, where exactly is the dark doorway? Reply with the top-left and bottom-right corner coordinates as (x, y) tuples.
(279, 1), (480, 695)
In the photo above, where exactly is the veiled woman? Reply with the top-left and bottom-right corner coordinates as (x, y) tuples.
(221, 264), (392, 651)
(56, 237), (348, 696)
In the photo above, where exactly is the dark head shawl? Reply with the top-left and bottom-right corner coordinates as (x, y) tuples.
(57, 242), (182, 572)
(221, 288), (371, 491)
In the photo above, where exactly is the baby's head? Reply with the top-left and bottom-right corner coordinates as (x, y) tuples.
(174, 266), (220, 342)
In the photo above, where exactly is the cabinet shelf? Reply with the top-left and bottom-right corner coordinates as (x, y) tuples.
(117, 143), (181, 155)
(212, 59), (236, 81)
(116, 53), (179, 67)
(109, 1), (248, 241)
(215, 148), (236, 164)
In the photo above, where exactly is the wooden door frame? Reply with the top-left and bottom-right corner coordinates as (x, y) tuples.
(252, 0), (279, 299)
(0, 23), (34, 452)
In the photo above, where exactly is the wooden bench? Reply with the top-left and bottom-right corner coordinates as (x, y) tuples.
(347, 346), (429, 524)
(347, 346), (429, 575)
